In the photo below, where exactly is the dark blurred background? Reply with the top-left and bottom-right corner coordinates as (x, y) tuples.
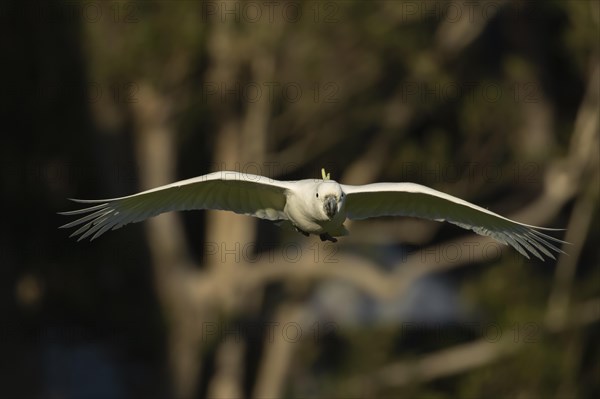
(1, 1), (599, 398)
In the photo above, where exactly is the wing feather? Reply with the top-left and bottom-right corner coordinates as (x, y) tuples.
(341, 182), (566, 260)
(60, 172), (291, 241)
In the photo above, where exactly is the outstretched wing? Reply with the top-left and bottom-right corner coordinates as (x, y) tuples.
(60, 171), (292, 241)
(341, 182), (566, 260)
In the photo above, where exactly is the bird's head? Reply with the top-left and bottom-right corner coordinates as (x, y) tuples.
(315, 182), (344, 220)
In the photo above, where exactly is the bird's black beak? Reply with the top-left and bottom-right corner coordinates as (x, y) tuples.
(324, 196), (337, 219)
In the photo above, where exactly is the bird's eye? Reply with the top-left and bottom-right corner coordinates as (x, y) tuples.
(316, 193), (319, 198)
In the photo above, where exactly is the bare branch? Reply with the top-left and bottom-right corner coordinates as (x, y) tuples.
(435, 1), (507, 58)
(252, 304), (309, 399)
(545, 59), (600, 330)
(345, 298), (600, 393)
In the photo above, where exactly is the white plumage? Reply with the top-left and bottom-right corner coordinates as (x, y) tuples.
(59, 170), (566, 260)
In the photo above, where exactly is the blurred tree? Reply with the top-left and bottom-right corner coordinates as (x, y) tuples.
(2, 0), (598, 398)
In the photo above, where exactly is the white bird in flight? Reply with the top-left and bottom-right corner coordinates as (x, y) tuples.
(60, 169), (565, 260)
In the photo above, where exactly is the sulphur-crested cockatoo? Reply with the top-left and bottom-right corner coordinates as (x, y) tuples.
(60, 169), (565, 260)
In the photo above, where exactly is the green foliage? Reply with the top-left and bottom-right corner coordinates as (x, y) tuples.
(4, 0), (597, 397)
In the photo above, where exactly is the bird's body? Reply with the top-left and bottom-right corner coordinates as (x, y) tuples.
(60, 170), (566, 260)
(284, 179), (348, 238)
